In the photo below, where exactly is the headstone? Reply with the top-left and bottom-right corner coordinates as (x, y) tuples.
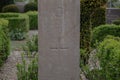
(106, 8), (120, 23)
(15, 2), (26, 13)
(39, 0), (80, 80)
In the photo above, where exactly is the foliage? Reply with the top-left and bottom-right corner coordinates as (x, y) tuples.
(91, 7), (106, 29)
(91, 24), (120, 47)
(2, 4), (19, 13)
(80, 0), (106, 50)
(17, 53), (38, 80)
(82, 36), (120, 80)
(80, 0), (107, 65)
(0, 13), (29, 40)
(0, 0), (14, 12)
(80, 49), (88, 67)
(0, 19), (10, 67)
(23, 35), (38, 56)
(26, 11), (38, 30)
(17, 34), (38, 80)
(95, 36), (120, 80)
(24, 2), (37, 12)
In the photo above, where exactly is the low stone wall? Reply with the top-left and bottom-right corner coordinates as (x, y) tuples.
(106, 8), (120, 24)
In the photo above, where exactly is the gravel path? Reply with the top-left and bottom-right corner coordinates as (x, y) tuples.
(0, 51), (22, 80)
(0, 30), (38, 80)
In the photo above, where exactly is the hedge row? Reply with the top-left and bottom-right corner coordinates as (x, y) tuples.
(0, 19), (10, 67)
(80, 0), (106, 52)
(91, 24), (120, 47)
(91, 7), (106, 29)
(0, 13), (29, 40)
(80, 0), (106, 66)
(26, 11), (38, 30)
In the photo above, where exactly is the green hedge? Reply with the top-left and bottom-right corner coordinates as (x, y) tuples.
(0, 19), (10, 67)
(91, 24), (120, 47)
(80, 0), (107, 67)
(80, 0), (106, 52)
(0, 13), (29, 40)
(26, 11), (38, 30)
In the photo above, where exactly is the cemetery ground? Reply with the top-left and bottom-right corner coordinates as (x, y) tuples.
(0, 30), (38, 80)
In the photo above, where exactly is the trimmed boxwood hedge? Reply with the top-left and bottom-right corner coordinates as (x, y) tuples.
(91, 24), (120, 47)
(26, 11), (38, 30)
(0, 13), (29, 40)
(0, 19), (10, 67)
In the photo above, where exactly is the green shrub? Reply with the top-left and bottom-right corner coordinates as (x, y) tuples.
(0, 19), (10, 67)
(84, 36), (120, 80)
(95, 36), (120, 80)
(0, 13), (29, 40)
(23, 35), (38, 56)
(26, 11), (38, 30)
(24, 2), (37, 12)
(112, 19), (120, 25)
(2, 4), (19, 13)
(91, 24), (120, 47)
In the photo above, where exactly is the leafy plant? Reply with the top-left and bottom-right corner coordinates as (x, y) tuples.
(17, 53), (38, 80)
(17, 34), (38, 80)
(23, 35), (38, 56)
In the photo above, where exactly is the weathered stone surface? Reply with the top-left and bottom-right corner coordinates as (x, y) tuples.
(38, 0), (80, 80)
(106, 8), (120, 23)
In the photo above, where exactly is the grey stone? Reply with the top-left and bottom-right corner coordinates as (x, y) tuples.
(106, 8), (120, 24)
(15, 2), (26, 13)
(38, 0), (80, 80)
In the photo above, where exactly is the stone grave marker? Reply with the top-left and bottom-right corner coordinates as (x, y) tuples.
(39, 0), (80, 80)
(106, 8), (120, 24)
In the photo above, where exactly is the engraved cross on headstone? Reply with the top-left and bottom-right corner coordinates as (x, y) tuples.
(39, 0), (80, 80)
(50, 0), (68, 52)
